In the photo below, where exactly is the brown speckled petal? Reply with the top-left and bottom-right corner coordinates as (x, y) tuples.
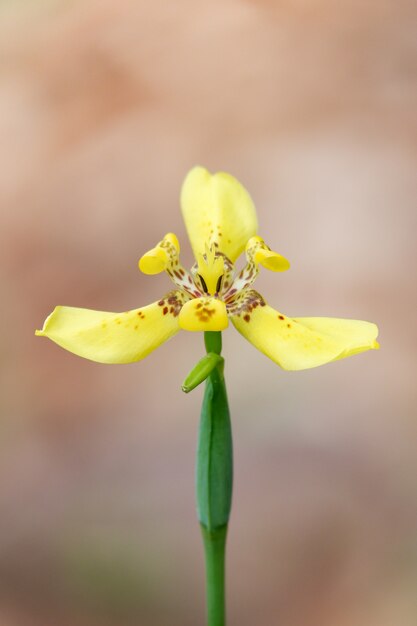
(35, 290), (189, 364)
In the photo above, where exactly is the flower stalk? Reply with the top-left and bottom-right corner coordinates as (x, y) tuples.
(196, 331), (233, 626)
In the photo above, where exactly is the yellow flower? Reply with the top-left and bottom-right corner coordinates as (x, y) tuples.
(36, 166), (379, 370)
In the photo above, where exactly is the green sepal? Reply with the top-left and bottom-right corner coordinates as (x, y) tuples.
(182, 353), (224, 393)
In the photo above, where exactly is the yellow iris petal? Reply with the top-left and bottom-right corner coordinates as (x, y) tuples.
(231, 302), (379, 370)
(179, 297), (229, 332)
(180, 166), (258, 263)
(294, 317), (380, 359)
(35, 291), (186, 364)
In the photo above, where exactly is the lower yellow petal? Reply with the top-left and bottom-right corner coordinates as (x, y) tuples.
(179, 297), (229, 332)
(35, 291), (187, 364)
(294, 317), (380, 359)
(231, 300), (379, 370)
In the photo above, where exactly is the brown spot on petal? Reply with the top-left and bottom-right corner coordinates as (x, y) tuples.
(244, 314), (250, 322)
(278, 315), (285, 320)
(163, 307), (168, 315)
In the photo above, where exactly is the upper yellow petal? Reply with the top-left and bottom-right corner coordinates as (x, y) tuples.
(180, 166), (258, 262)
(231, 295), (379, 370)
(35, 290), (187, 364)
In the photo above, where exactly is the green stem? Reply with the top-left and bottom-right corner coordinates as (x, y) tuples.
(200, 524), (228, 626)
(197, 331), (233, 626)
(204, 330), (222, 355)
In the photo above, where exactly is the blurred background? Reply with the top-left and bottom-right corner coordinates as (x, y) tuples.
(1, 0), (416, 624)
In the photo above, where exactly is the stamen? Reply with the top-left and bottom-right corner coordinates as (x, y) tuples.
(198, 274), (209, 294)
(216, 275), (223, 294)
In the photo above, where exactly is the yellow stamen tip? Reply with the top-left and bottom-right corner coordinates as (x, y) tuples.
(139, 247), (169, 275)
(246, 236), (263, 249)
(164, 232), (180, 252)
(246, 236), (290, 272)
(254, 249), (290, 272)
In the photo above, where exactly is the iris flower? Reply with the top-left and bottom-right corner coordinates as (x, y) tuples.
(36, 166), (379, 370)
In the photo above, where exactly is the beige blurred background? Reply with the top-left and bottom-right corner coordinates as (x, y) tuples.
(1, 0), (416, 624)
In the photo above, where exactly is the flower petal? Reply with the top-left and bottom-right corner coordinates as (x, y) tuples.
(293, 317), (380, 360)
(230, 291), (379, 370)
(35, 290), (188, 364)
(179, 297), (229, 332)
(180, 166), (258, 262)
